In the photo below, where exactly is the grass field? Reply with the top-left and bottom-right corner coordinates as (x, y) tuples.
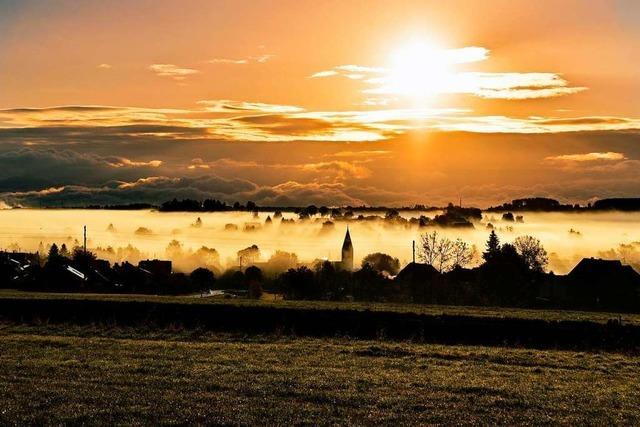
(0, 322), (639, 425)
(2, 289), (639, 326)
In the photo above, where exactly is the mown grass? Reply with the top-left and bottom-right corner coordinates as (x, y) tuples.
(1, 288), (638, 326)
(0, 323), (638, 425)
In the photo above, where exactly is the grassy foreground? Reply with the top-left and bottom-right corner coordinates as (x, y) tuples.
(0, 323), (639, 425)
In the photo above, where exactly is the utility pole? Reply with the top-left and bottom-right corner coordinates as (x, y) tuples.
(412, 240), (415, 264)
(83, 225), (87, 253)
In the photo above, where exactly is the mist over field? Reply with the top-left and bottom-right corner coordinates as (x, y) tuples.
(1, 209), (639, 274)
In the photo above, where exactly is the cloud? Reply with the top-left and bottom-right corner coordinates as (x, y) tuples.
(536, 117), (631, 126)
(206, 58), (249, 64)
(4, 131), (640, 208)
(186, 157), (371, 180)
(546, 152), (627, 162)
(300, 161), (372, 179)
(108, 158), (163, 168)
(148, 64), (199, 81)
(0, 148), (169, 192)
(187, 158), (258, 170)
(197, 100), (304, 113)
(326, 150), (391, 159)
(367, 71), (587, 99)
(251, 54), (274, 63)
(311, 65), (385, 79)
(1, 175), (365, 208)
(206, 53), (274, 65)
(97, 63), (112, 69)
(0, 103), (639, 146)
(312, 46), (585, 100)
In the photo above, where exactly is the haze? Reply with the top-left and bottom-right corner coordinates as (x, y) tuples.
(2, 209), (639, 274)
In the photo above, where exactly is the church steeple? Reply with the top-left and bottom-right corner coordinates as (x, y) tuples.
(341, 226), (354, 271)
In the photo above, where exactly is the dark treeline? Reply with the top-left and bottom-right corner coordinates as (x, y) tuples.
(487, 197), (640, 212)
(24, 196), (640, 213)
(157, 198), (444, 214)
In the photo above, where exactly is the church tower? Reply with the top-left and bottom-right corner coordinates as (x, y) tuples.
(341, 227), (354, 271)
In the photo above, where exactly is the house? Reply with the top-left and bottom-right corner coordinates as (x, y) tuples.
(567, 257), (640, 310)
(0, 251), (40, 283)
(394, 262), (440, 303)
(138, 259), (172, 277)
(395, 262), (439, 283)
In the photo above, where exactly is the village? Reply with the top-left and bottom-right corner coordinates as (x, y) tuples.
(2, 224), (639, 313)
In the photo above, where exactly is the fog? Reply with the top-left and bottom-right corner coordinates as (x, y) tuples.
(1, 209), (639, 274)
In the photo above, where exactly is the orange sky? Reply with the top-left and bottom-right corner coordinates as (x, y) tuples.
(0, 0), (639, 207)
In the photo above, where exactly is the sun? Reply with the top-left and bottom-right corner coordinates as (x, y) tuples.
(385, 41), (456, 102)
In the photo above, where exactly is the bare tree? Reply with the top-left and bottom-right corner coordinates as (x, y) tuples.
(513, 235), (548, 272)
(451, 239), (475, 268)
(418, 231), (469, 272)
(418, 230), (439, 266)
(435, 237), (454, 273)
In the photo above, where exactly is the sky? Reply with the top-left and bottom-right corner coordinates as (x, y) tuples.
(0, 0), (639, 208)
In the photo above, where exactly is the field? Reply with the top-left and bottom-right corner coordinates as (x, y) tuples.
(1, 292), (639, 424)
(1, 322), (639, 425)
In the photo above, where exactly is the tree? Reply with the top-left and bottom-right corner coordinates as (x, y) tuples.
(266, 251), (299, 273)
(418, 230), (457, 273)
(72, 247), (97, 269)
(418, 231), (439, 266)
(60, 243), (70, 258)
(514, 235), (549, 272)
(435, 237), (454, 273)
(245, 266), (263, 299)
(190, 267), (215, 291)
(48, 243), (59, 260)
(483, 230), (501, 262)
(361, 253), (401, 276)
(237, 244), (260, 266)
(165, 240), (184, 259)
(451, 239), (475, 268)
(280, 266), (315, 300)
(385, 209), (399, 220)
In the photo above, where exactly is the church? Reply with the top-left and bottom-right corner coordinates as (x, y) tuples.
(334, 227), (354, 271)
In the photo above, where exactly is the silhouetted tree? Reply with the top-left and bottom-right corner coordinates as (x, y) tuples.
(48, 243), (60, 260)
(418, 230), (456, 272)
(190, 267), (215, 291)
(352, 263), (387, 300)
(280, 266), (316, 300)
(451, 239), (476, 268)
(266, 251), (299, 273)
(385, 209), (399, 220)
(514, 235), (549, 272)
(361, 252), (401, 276)
(483, 231), (501, 262)
(72, 247), (97, 270)
(245, 266), (263, 299)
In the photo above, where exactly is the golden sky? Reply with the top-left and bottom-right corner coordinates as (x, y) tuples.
(0, 0), (639, 207)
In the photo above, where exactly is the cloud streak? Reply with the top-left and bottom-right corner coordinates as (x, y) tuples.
(546, 152), (627, 162)
(0, 104), (638, 146)
(149, 64), (200, 81)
